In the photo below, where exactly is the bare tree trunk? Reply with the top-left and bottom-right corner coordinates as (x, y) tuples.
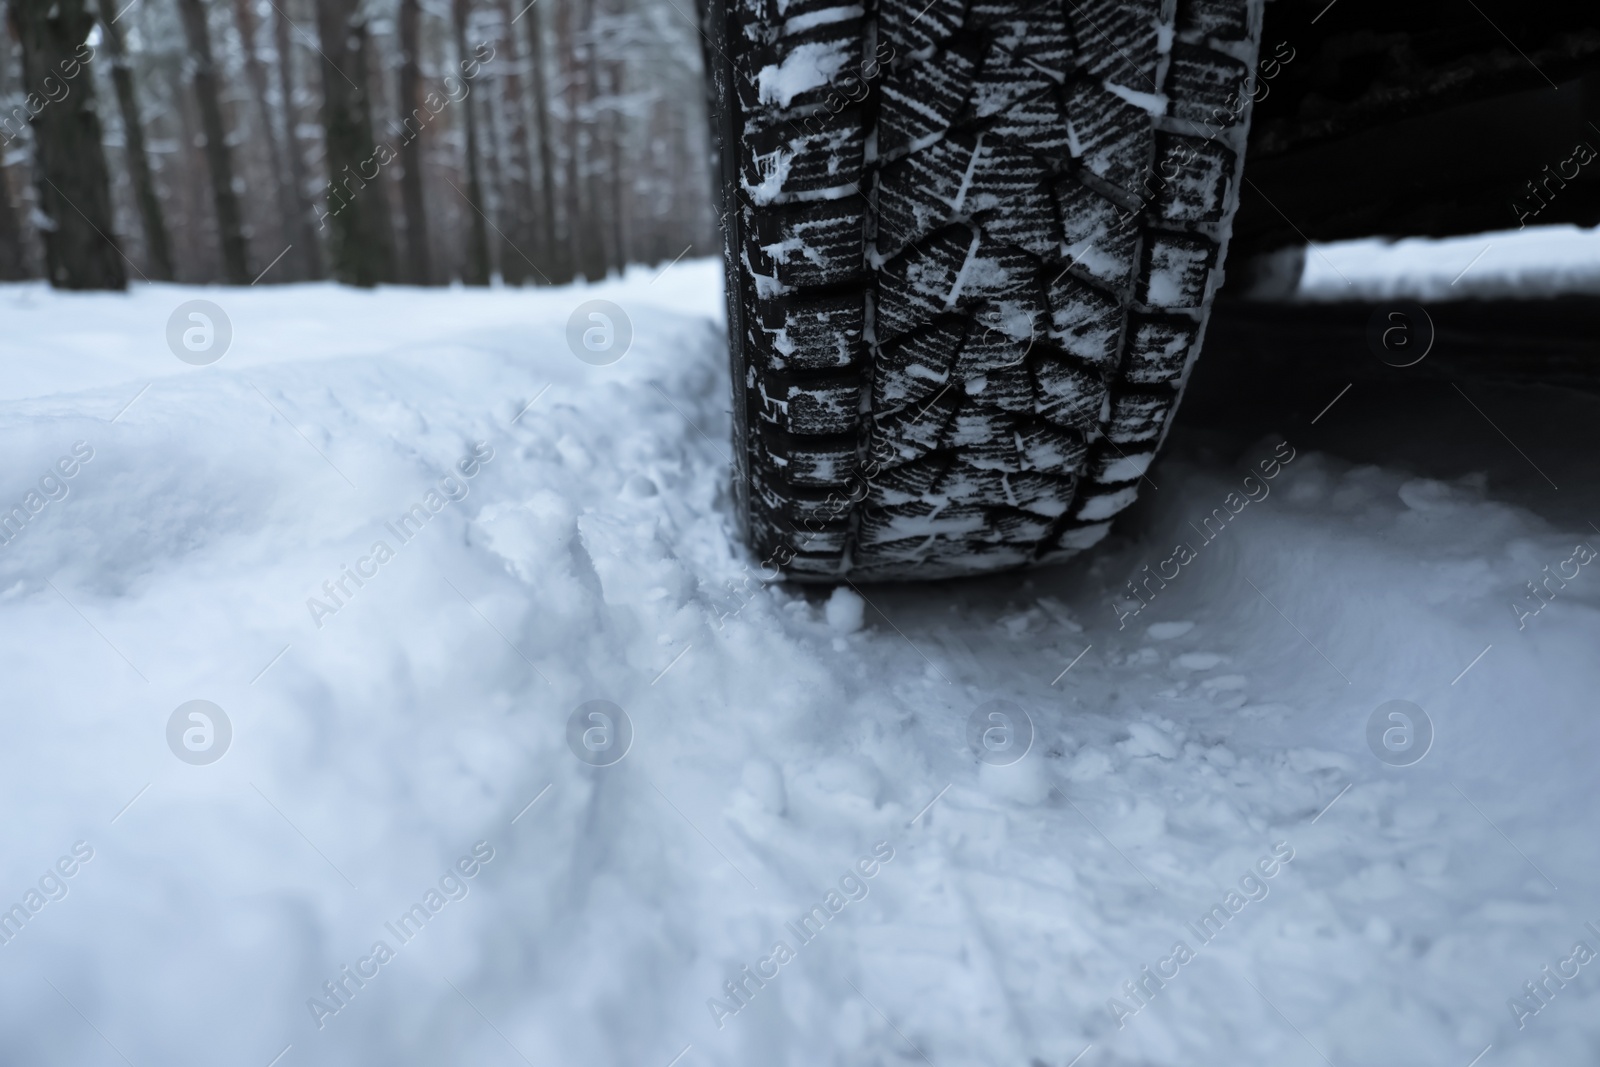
(273, 0), (322, 278)
(396, 0), (432, 284)
(94, 0), (173, 280)
(491, 0), (536, 283)
(0, 43), (34, 279)
(169, 65), (212, 280)
(313, 0), (397, 285)
(575, 0), (605, 280)
(176, 0), (251, 283)
(556, 0), (580, 276)
(523, 0), (566, 282)
(0, 164), (28, 280)
(7, 0), (126, 288)
(232, 0), (299, 278)
(605, 44), (626, 271)
(452, 0), (490, 285)
(479, 50), (513, 282)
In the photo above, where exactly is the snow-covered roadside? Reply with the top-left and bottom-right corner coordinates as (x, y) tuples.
(0, 264), (1597, 1067)
(1299, 223), (1600, 302)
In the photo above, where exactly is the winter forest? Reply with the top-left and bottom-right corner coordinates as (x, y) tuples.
(1, 0), (718, 289)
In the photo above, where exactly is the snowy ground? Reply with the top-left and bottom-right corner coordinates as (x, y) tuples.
(1299, 223), (1600, 302)
(1, 252), (1598, 1067)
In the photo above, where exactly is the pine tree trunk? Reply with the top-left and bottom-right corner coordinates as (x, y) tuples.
(8, 0), (126, 289)
(94, 0), (173, 280)
(313, 0), (397, 285)
(0, 164), (29, 280)
(523, 0), (567, 282)
(232, 0), (300, 278)
(0, 43), (33, 280)
(491, 0), (537, 283)
(396, 0), (432, 284)
(169, 65), (211, 279)
(575, 0), (606, 280)
(452, 0), (491, 285)
(479, 51), (514, 282)
(557, 0), (583, 277)
(605, 48), (626, 271)
(175, 0), (252, 283)
(273, 0), (323, 278)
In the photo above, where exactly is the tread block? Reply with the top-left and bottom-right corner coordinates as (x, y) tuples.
(734, 0), (867, 37)
(1053, 176), (1139, 289)
(957, 324), (1036, 378)
(920, 539), (1030, 569)
(971, 5), (1072, 118)
(1064, 80), (1153, 195)
(1152, 132), (1233, 225)
(743, 113), (867, 204)
(860, 502), (990, 545)
(786, 552), (848, 575)
(1016, 421), (1087, 472)
(986, 0), (1073, 78)
(1138, 231), (1214, 308)
(880, 227), (1038, 341)
(879, 0), (964, 57)
(965, 0), (1059, 27)
(875, 317), (964, 407)
(941, 462), (1010, 506)
(979, 185), (1059, 260)
(1121, 312), (1196, 384)
(1006, 469), (1076, 515)
(745, 199), (865, 290)
(985, 88), (1075, 162)
(782, 485), (858, 525)
(868, 456), (951, 508)
(1046, 271), (1124, 369)
(852, 540), (934, 569)
(773, 378), (862, 435)
(965, 292), (1048, 369)
(951, 408), (1024, 470)
(1065, 0), (1162, 84)
(880, 136), (1057, 260)
(1166, 44), (1250, 128)
(957, 363), (1035, 413)
(734, 27), (867, 117)
(767, 434), (857, 485)
(876, 139), (980, 258)
(971, 141), (1060, 258)
(790, 525), (851, 553)
(878, 44), (979, 161)
(784, 528), (856, 560)
(1088, 442), (1157, 482)
(1105, 390), (1173, 443)
(876, 224), (975, 341)
(870, 383), (959, 463)
(1177, 0), (1248, 41)
(1072, 483), (1140, 520)
(757, 292), (865, 371)
(1033, 355), (1107, 430)
(993, 508), (1058, 543)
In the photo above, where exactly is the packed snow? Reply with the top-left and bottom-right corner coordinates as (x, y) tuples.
(0, 257), (1597, 1067)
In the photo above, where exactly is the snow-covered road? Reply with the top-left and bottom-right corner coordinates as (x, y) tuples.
(1, 261), (1597, 1067)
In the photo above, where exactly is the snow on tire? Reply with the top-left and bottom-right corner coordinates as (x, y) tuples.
(703, 0), (1264, 580)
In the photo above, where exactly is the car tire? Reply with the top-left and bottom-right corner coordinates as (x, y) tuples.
(703, 0), (1264, 580)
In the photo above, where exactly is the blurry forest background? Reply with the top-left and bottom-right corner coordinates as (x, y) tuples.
(0, 0), (717, 289)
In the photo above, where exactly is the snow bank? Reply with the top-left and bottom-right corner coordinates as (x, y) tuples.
(0, 262), (1596, 1067)
(1298, 223), (1600, 302)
